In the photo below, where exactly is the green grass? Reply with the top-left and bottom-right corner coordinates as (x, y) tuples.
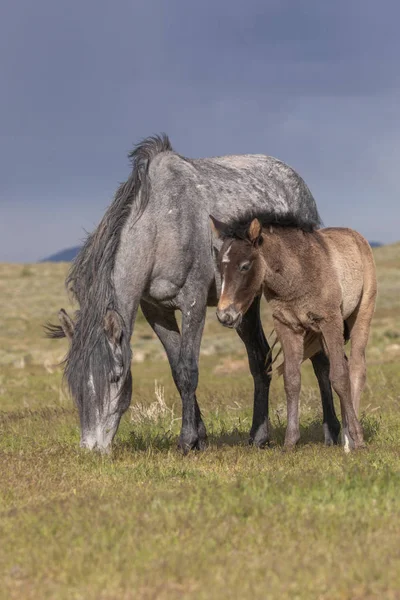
(0, 244), (400, 599)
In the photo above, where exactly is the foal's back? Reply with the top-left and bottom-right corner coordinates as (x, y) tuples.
(317, 227), (376, 319)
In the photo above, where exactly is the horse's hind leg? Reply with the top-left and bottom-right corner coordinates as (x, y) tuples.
(140, 301), (207, 450)
(311, 352), (341, 445)
(236, 295), (271, 447)
(320, 318), (365, 451)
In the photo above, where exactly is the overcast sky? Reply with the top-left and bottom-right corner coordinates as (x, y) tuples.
(1, 0), (399, 262)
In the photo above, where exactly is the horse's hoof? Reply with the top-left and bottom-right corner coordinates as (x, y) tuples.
(249, 437), (269, 449)
(178, 430), (204, 454)
(177, 440), (195, 455)
(323, 423), (340, 446)
(249, 423), (270, 448)
(197, 437), (208, 451)
(197, 421), (208, 443)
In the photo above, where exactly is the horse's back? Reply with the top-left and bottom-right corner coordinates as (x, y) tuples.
(319, 228), (376, 319)
(150, 150), (319, 224)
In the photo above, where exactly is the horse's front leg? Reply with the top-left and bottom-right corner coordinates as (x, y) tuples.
(236, 295), (271, 447)
(311, 352), (341, 445)
(140, 301), (207, 448)
(175, 302), (207, 453)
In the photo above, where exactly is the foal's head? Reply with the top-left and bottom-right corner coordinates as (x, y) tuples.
(211, 216), (265, 328)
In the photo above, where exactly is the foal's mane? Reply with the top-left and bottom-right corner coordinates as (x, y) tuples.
(62, 134), (173, 410)
(220, 209), (320, 241)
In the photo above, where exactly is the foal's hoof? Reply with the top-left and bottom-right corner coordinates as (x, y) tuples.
(355, 443), (367, 452)
(343, 442), (367, 454)
(282, 443), (297, 453)
(342, 427), (366, 453)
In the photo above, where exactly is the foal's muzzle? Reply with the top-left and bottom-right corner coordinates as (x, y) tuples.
(216, 306), (242, 329)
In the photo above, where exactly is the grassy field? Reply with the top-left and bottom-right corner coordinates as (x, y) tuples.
(0, 244), (400, 599)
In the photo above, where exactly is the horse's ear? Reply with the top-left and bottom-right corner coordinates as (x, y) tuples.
(58, 309), (75, 340)
(209, 215), (229, 239)
(104, 309), (123, 345)
(248, 219), (263, 245)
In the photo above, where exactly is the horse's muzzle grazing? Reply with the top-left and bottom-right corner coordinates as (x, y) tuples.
(216, 306), (242, 329)
(79, 411), (122, 455)
(80, 427), (115, 454)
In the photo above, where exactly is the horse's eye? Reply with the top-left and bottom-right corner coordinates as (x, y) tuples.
(239, 261), (251, 272)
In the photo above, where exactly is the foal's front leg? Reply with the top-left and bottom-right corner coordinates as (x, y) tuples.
(273, 319), (305, 449)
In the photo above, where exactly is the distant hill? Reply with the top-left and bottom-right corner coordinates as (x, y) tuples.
(369, 241), (383, 248)
(40, 246), (81, 263)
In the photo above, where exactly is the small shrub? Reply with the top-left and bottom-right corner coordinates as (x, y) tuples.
(20, 266), (33, 277)
(384, 329), (400, 340)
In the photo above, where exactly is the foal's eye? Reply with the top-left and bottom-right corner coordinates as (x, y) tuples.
(239, 261), (251, 272)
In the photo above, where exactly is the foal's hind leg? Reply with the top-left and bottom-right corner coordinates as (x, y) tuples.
(346, 300), (375, 417)
(311, 352), (341, 445)
(236, 295), (271, 447)
(320, 318), (365, 451)
(140, 301), (207, 450)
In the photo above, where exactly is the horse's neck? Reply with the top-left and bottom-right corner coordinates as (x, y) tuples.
(112, 217), (154, 333)
(261, 229), (307, 299)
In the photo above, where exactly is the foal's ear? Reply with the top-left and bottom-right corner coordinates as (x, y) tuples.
(248, 219), (263, 245)
(209, 215), (229, 239)
(104, 309), (123, 345)
(58, 309), (75, 340)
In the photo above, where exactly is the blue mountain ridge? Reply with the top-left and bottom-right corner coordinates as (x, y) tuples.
(40, 247), (81, 262)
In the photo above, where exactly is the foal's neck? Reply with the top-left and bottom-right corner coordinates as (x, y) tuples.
(260, 228), (311, 299)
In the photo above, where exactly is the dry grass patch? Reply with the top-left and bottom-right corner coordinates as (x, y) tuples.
(0, 242), (399, 599)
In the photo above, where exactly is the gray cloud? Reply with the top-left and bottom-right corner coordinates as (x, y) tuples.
(1, 0), (399, 260)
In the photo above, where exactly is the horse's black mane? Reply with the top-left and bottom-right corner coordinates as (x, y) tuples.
(67, 134), (173, 302)
(220, 209), (320, 241)
(61, 134), (173, 411)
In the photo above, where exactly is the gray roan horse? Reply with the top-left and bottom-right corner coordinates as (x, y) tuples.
(46, 134), (337, 453)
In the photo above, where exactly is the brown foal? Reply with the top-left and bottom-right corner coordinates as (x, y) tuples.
(211, 216), (377, 452)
